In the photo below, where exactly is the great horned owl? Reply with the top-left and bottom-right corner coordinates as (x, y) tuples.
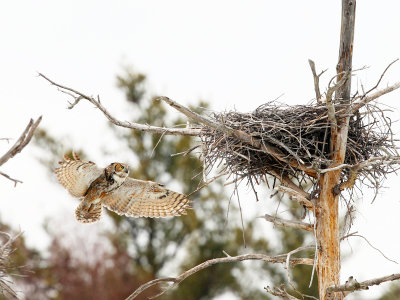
(55, 152), (191, 223)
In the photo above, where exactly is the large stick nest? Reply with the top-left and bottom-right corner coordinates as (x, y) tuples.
(200, 101), (398, 196)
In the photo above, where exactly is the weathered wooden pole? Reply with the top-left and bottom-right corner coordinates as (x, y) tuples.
(315, 1), (356, 299)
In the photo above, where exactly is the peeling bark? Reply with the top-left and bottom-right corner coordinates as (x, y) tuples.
(316, 1), (356, 299)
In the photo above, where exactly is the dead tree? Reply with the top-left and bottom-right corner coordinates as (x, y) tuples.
(40, 0), (400, 299)
(315, 1), (355, 299)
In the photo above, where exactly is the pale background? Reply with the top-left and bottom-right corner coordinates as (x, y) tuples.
(1, 1), (399, 299)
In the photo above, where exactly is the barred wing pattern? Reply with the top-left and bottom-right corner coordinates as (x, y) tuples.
(55, 155), (103, 198)
(102, 178), (191, 218)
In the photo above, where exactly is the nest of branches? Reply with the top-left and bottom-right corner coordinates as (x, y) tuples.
(200, 101), (399, 197)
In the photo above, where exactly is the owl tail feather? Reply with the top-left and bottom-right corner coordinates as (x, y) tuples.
(75, 201), (102, 223)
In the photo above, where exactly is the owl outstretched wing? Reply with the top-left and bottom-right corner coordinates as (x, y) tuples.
(55, 152), (103, 198)
(102, 178), (191, 218)
(75, 200), (102, 223)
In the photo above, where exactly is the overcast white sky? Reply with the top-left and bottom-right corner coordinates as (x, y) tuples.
(1, 1), (400, 299)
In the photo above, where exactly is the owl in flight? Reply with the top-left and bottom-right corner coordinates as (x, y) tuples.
(55, 152), (191, 223)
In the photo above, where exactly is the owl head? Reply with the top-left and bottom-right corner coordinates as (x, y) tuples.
(105, 162), (129, 184)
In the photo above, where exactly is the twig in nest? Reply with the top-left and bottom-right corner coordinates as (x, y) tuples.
(200, 97), (399, 204)
(277, 185), (314, 211)
(186, 171), (229, 198)
(325, 71), (351, 134)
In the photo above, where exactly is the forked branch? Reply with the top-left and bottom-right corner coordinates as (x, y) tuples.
(351, 82), (400, 113)
(125, 253), (313, 300)
(38, 73), (200, 136)
(308, 59), (327, 102)
(320, 155), (400, 174)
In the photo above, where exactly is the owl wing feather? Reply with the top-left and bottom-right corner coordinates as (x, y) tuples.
(102, 178), (191, 218)
(55, 154), (103, 198)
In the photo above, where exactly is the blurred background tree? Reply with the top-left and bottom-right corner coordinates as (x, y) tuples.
(4, 67), (321, 300)
(377, 283), (400, 300)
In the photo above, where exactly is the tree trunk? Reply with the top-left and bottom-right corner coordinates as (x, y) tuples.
(316, 1), (356, 299)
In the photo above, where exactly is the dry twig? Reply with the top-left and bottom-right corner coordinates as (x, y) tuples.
(351, 82), (400, 113)
(326, 274), (400, 298)
(277, 185), (314, 211)
(0, 117), (42, 186)
(308, 59), (327, 102)
(258, 214), (313, 232)
(265, 285), (300, 299)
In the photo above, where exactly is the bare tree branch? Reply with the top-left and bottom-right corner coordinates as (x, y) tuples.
(351, 82), (400, 113)
(259, 214), (313, 232)
(363, 59), (399, 96)
(0, 117), (42, 186)
(277, 185), (314, 211)
(0, 171), (23, 187)
(269, 170), (313, 200)
(186, 171), (229, 198)
(308, 59), (327, 102)
(0, 117), (42, 167)
(326, 274), (400, 298)
(325, 71), (351, 136)
(158, 96), (235, 136)
(285, 245), (315, 295)
(343, 233), (398, 264)
(38, 73), (200, 136)
(320, 155), (400, 174)
(125, 253), (313, 300)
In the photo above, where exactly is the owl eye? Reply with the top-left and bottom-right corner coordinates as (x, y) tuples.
(115, 163), (124, 172)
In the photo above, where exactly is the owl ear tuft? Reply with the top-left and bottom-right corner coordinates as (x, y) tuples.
(104, 166), (113, 181)
(72, 151), (80, 161)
